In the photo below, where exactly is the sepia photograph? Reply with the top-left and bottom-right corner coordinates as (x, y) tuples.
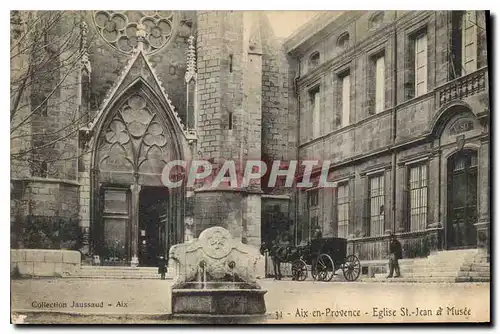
(9, 8), (491, 324)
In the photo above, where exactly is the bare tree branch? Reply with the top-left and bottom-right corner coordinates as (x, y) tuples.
(10, 10), (97, 178)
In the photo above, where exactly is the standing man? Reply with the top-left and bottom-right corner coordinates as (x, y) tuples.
(387, 232), (402, 278)
(158, 255), (167, 280)
(270, 239), (283, 280)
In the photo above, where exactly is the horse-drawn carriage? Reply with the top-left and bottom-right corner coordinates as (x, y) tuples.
(262, 237), (361, 282)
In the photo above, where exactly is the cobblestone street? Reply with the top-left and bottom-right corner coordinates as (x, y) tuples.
(11, 278), (490, 324)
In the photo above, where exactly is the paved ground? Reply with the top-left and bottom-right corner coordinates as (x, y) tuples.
(11, 278), (490, 324)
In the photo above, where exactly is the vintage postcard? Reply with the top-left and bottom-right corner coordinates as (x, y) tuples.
(10, 9), (491, 324)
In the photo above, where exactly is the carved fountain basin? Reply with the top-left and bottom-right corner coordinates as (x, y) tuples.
(168, 227), (267, 322)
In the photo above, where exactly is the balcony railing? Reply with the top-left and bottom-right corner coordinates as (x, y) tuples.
(436, 67), (488, 108)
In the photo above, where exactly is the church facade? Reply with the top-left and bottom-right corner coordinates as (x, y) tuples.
(10, 10), (490, 266)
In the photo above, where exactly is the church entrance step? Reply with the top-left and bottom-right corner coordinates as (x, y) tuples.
(365, 248), (489, 283)
(63, 266), (173, 280)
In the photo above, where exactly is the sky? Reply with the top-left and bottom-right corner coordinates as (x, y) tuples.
(264, 11), (324, 38)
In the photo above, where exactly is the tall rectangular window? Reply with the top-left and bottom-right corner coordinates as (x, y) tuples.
(307, 189), (320, 241)
(408, 164), (428, 232)
(375, 55), (385, 113)
(341, 73), (350, 127)
(369, 174), (385, 236)
(451, 11), (478, 78)
(462, 11), (478, 75)
(336, 182), (350, 238)
(310, 87), (321, 138)
(415, 32), (428, 96)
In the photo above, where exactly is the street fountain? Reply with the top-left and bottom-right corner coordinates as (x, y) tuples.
(167, 226), (267, 323)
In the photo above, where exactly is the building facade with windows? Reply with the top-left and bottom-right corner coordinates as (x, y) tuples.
(10, 10), (490, 267)
(285, 10), (490, 260)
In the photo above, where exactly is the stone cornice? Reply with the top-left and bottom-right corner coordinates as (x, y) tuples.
(359, 163), (392, 177)
(397, 152), (433, 167)
(261, 194), (291, 200)
(193, 187), (263, 195)
(11, 177), (80, 187)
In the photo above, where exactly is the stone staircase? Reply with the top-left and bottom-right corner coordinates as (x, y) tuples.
(368, 249), (490, 283)
(64, 266), (173, 280)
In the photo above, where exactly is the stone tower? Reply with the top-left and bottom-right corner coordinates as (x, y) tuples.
(192, 11), (263, 249)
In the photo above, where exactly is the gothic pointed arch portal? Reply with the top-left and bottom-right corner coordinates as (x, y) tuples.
(91, 81), (185, 267)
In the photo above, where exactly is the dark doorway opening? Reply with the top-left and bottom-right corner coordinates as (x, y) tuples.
(447, 149), (478, 249)
(139, 187), (169, 267)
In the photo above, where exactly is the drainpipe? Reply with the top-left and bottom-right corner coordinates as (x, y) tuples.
(391, 16), (398, 234)
(294, 58), (301, 246)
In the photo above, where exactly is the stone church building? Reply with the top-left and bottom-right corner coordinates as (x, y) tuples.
(10, 11), (490, 267)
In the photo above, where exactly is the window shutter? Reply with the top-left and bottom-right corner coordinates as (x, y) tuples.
(335, 77), (342, 128)
(341, 74), (350, 127)
(450, 11), (463, 80)
(366, 57), (376, 115)
(333, 187), (338, 237)
(405, 38), (416, 100)
(415, 33), (428, 96)
(402, 185), (409, 232)
(462, 11), (478, 74)
(375, 56), (385, 113)
(363, 195), (370, 237)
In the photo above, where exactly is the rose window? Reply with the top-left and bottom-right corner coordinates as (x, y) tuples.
(93, 10), (176, 55)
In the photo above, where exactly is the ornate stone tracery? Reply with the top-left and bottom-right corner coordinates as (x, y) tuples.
(98, 92), (172, 180)
(93, 10), (177, 55)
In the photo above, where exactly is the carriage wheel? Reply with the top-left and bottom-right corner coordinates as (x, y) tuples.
(291, 259), (308, 281)
(312, 254), (335, 282)
(342, 254), (361, 282)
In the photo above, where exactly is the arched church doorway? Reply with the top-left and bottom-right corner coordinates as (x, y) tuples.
(90, 80), (186, 266)
(447, 149), (478, 249)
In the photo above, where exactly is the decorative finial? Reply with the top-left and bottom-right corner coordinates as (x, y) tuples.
(80, 20), (88, 47)
(80, 19), (91, 73)
(136, 23), (147, 51)
(185, 35), (197, 83)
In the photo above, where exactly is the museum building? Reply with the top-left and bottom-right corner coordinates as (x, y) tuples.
(286, 11), (490, 260)
(10, 10), (490, 266)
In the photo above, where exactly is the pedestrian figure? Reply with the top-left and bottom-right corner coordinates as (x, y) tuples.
(387, 232), (402, 278)
(158, 255), (167, 280)
(270, 239), (283, 280)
